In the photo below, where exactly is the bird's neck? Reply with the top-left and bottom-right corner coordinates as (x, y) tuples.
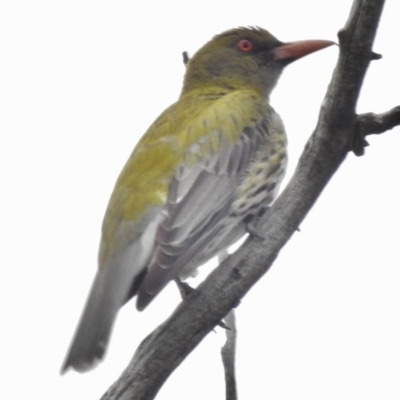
(179, 83), (267, 101)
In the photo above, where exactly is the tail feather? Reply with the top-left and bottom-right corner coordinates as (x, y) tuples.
(61, 213), (161, 373)
(61, 266), (127, 373)
(61, 246), (148, 373)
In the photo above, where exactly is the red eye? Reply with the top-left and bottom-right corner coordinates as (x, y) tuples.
(237, 39), (253, 52)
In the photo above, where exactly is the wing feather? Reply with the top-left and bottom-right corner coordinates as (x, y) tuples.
(137, 121), (270, 309)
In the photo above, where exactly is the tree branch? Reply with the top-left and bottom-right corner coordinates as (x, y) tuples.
(353, 107), (400, 154)
(359, 106), (400, 136)
(221, 309), (237, 400)
(101, 1), (399, 399)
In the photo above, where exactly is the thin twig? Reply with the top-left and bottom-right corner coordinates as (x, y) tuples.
(359, 107), (400, 136)
(221, 310), (238, 400)
(353, 107), (400, 155)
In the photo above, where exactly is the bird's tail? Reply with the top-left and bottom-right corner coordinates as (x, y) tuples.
(61, 257), (142, 373)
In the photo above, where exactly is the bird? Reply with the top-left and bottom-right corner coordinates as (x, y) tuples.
(61, 26), (333, 374)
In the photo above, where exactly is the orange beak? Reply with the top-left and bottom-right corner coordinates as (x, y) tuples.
(272, 40), (334, 62)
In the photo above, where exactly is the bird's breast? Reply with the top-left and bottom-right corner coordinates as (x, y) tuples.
(232, 109), (287, 220)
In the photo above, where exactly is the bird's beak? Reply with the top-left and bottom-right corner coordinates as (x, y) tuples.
(271, 40), (334, 62)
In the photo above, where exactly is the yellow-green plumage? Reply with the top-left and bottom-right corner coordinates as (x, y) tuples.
(108, 91), (267, 219)
(62, 26), (333, 374)
(100, 89), (270, 264)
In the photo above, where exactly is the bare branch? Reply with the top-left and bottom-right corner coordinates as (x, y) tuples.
(221, 310), (238, 400)
(359, 107), (400, 136)
(353, 107), (400, 155)
(101, 1), (396, 399)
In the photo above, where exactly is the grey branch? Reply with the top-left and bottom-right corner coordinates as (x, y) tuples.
(353, 107), (400, 155)
(221, 310), (238, 400)
(101, 1), (400, 399)
(359, 107), (400, 136)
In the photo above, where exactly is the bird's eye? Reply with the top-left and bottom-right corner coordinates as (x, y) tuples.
(237, 39), (253, 53)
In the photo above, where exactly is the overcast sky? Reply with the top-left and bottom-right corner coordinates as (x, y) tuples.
(1, 1), (399, 399)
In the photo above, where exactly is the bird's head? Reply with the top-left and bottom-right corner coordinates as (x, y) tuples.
(182, 26), (333, 98)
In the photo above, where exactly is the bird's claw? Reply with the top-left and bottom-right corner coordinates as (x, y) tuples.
(215, 320), (231, 331)
(174, 279), (199, 300)
(246, 218), (266, 240)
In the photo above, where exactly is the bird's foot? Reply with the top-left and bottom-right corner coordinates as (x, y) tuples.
(175, 278), (231, 331)
(246, 219), (266, 240)
(174, 279), (199, 300)
(216, 320), (231, 331)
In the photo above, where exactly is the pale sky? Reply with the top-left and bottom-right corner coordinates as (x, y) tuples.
(1, 1), (399, 399)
